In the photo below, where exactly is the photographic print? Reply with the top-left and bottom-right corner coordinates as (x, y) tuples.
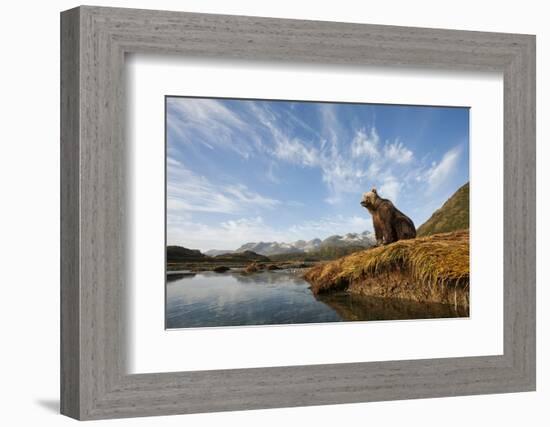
(166, 96), (470, 329)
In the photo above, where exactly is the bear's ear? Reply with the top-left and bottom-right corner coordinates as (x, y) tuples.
(371, 187), (377, 194)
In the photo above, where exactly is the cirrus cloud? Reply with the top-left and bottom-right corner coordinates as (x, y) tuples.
(425, 145), (462, 189)
(167, 159), (280, 215)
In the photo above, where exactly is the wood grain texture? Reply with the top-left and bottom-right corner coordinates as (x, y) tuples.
(60, 7), (80, 419)
(60, 5), (536, 420)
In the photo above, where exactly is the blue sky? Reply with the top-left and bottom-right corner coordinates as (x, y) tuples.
(166, 97), (469, 251)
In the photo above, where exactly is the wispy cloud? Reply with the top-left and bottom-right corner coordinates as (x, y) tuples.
(249, 101), (418, 205)
(249, 101), (320, 168)
(273, 136), (319, 167)
(425, 146), (462, 189)
(166, 156), (182, 167)
(384, 140), (414, 164)
(379, 176), (403, 202)
(317, 104), (366, 202)
(167, 160), (280, 215)
(167, 98), (258, 158)
(288, 215), (372, 237)
(168, 216), (273, 251)
(351, 128), (380, 159)
(319, 124), (416, 204)
(169, 98), (459, 206)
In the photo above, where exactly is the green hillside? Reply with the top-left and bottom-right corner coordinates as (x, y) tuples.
(417, 182), (469, 237)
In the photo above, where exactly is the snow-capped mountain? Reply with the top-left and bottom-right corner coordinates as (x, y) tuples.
(235, 241), (303, 256)
(204, 249), (236, 256)
(227, 231), (374, 256)
(322, 231), (375, 247)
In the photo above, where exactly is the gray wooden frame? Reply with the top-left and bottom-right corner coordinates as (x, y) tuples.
(60, 5), (536, 420)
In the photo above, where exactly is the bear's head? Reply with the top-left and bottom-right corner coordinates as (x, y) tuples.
(360, 188), (380, 211)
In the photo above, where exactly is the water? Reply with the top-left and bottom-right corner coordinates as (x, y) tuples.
(166, 270), (467, 329)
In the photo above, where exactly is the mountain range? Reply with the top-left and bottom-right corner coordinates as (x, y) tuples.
(205, 231), (375, 257)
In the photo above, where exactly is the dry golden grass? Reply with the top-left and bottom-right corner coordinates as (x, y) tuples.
(304, 230), (469, 307)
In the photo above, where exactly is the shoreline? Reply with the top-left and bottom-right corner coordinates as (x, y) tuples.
(167, 260), (318, 274)
(304, 230), (470, 310)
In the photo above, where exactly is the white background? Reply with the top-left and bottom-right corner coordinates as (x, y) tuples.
(0, 0), (547, 426)
(128, 57), (503, 373)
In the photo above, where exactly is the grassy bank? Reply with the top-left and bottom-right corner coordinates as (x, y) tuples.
(417, 182), (469, 236)
(304, 230), (469, 309)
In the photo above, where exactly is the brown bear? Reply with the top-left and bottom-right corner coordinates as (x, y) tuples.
(360, 188), (416, 245)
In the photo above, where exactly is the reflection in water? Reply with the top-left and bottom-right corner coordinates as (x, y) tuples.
(315, 292), (468, 321)
(167, 271), (340, 328)
(167, 272), (196, 282)
(166, 271), (468, 329)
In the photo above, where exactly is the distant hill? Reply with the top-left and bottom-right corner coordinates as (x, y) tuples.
(213, 250), (270, 263)
(166, 246), (269, 264)
(417, 182), (469, 237)
(204, 249), (235, 256)
(166, 246), (208, 262)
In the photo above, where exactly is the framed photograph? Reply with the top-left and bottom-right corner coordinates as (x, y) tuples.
(61, 6), (536, 420)
(165, 96), (471, 329)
